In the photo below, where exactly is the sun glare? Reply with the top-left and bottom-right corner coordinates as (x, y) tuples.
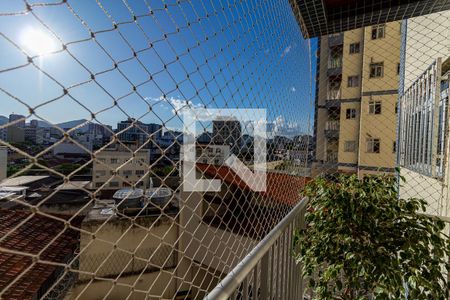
(21, 28), (59, 56)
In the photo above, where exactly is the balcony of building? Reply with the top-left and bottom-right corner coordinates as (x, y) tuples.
(324, 120), (340, 139)
(327, 46), (343, 77)
(325, 85), (341, 109)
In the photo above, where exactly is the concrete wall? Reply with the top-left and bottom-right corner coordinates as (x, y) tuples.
(69, 270), (178, 300)
(70, 215), (179, 299)
(400, 168), (449, 218)
(398, 12), (450, 219)
(404, 11), (450, 89)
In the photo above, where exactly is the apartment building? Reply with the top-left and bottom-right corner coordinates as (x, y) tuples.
(92, 146), (151, 189)
(196, 144), (231, 165)
(314, 22), (401, 176)
(212, 117), (242, 154)
(116, 118), (162, 146)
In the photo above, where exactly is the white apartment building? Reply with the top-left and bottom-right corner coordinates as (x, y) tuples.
(92, 147), (151, 189)
(0, 147), (7, 181)
(196, 144), (231, 165)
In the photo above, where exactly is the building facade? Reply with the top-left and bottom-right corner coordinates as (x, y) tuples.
(24, 126), (44, 144)
(92, 146), (151, 189)
(116, 118), (162, 146)
(8, 114), (25, 128)
(212, 117), (241, 154)
(196, 145), (231, 165)
(314, 22), (401, 176)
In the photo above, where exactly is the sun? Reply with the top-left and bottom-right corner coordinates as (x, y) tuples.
(21, 28), (59, 56)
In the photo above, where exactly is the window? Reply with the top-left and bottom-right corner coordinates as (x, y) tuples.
(110, 182), (119, 188)
(349, 42), (360, 54)
(346, 108), (357, 119)
(371, 25), (385, 39)
(95, 182), (104, 188)
(395, 102), (398, 114)
(110, 158), (118, 164)
(95, 170), (106, 177)
(369, 101), (382, 115)
(347, 75), (359, 87)
(393, 141), (397, 153)
(366, 138), (380, 153)
(397, 63), (401, 75)
(136, 170), (145, 175)
(370, 62), (384, 78)
(344, 141), (356, 152)
(123, 170), (132, 176)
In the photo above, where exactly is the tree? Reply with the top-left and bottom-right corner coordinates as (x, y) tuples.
(294, 173), (450, 299)
(55, 163), (81, 175)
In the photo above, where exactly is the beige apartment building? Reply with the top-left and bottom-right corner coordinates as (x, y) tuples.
(314, 22), (401, 176)
(92, 146), (151, 190)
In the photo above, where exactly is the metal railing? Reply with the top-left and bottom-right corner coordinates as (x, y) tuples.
(205, 198), (308, 300)
(327, 88), (341, 100)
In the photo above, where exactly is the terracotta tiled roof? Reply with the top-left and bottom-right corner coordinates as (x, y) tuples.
(196, 163), (310, 205)
(0, 210), (80, 300)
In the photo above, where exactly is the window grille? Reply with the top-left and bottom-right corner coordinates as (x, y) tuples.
(369, 101), (382, 114)
(366, 138), (381, 153)
(371, 25), (386, 39)
(349, 42), (360, 54)
(346, 108), (357, 119)
(370, 62), (384, 78)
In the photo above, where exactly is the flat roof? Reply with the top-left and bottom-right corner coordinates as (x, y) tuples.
(0, 192), (15, 199)
(56, 181), (90, 190)
(0, 176), (49, 187)
(289, 0), (450, 38)
(0, 186), (28, 192)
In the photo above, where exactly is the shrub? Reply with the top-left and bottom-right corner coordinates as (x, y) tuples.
(294, 173), (450, 299)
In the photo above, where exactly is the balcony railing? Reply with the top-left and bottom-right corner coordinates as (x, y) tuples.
(325, 120), (340, 131)
(327, 88), (341, 100)
(324, 121), (340, 139)
(326, 151), (338, 163)
(205, 198), (308, 300)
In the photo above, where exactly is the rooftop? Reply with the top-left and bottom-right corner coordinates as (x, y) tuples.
(196, 163), (310, 205)
(0, 176), (49, 187)
(0, 210), (80, 299)
(56, 181), (90, 190)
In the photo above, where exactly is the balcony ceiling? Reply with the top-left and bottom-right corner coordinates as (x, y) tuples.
(289, 0), (450, 38)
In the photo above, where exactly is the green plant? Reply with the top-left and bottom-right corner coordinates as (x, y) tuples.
(294, 173), (450, 299)
(55, 163), (82, 175)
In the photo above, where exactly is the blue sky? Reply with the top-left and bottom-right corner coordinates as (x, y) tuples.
(0, 0), (316, 137)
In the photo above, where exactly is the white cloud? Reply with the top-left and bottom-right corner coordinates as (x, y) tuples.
(145, 95), (203, 115)
(291, 86), (296, 92)
(280, 45), (292, 58)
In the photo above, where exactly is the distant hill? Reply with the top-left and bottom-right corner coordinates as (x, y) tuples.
(0, 116), (90, 131)
(56, 119), (88, 130)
